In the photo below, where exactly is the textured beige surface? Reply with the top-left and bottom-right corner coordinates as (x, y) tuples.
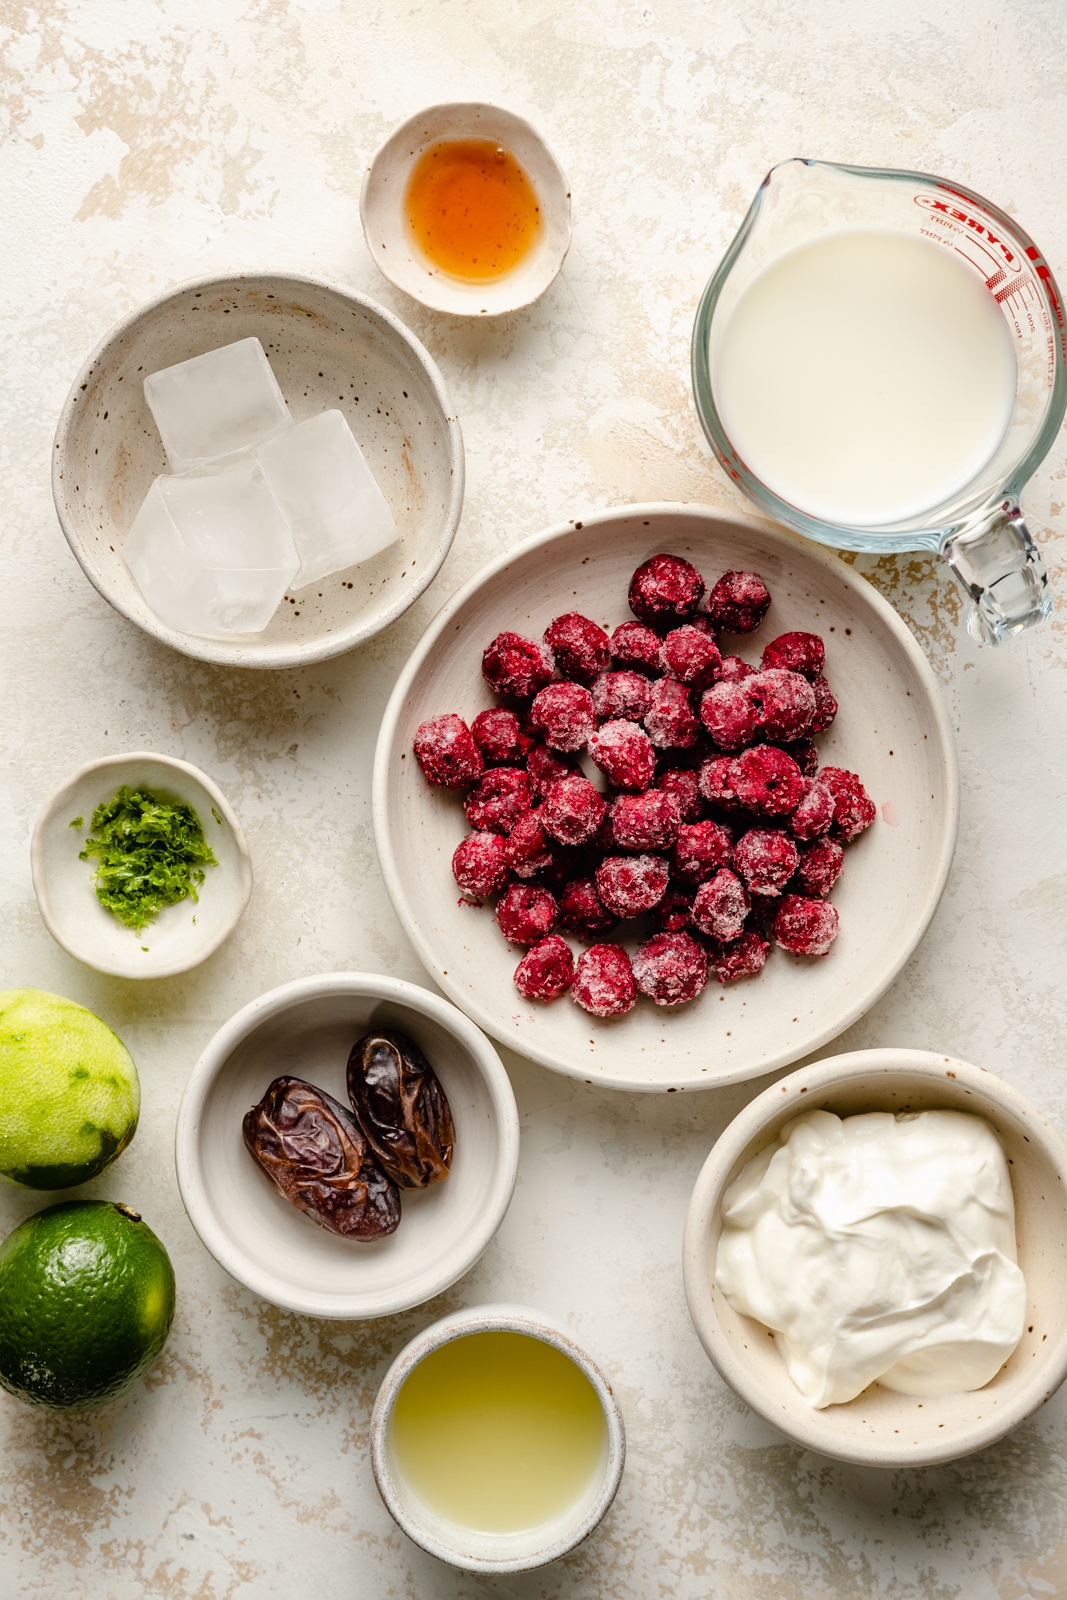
(1, 1), (1066, 1596)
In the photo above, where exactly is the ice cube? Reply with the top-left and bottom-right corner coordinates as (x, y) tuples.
(254, 409), (398, 588)
(143, 338), (292, 473)
(124, 454), (299, 635)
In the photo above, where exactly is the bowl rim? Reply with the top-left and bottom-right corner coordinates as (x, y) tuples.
(682, 1046), (1067, 1466)
(30, 749), (253, 979)
(359, 100), (572, 316)
(51, 269), (465, 669)
(173, 971), (521, 1319)
(371, 501), (961, 1091)
(369, 1301), (625, 1572)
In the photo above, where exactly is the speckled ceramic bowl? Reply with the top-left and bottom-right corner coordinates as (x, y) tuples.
(31, 751), (252, 979)
(360, 102), (571, 316)
(373, 503), (959, 1091)
(683, 1048), (1067, 1467)
(174, 974), (520, 1319)
(371, 1303), (625, 1572)
(52, 272), (464, 668)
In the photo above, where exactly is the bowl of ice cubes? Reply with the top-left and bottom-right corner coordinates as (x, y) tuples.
(52, 273), (464, 667)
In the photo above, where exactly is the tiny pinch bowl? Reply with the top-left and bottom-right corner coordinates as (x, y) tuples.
(31, 751), (252, 980)
(173, 974), (520, 1319)
(371, 1303), (625, 1572)
(53, 272), (464, 668)
(361, 102), (571, 316)
(682, 1048), (1067, 1467)
(373, 503), (959, 1091)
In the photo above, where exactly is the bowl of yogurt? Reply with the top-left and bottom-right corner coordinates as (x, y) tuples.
(683, 1048), (1067, 1466)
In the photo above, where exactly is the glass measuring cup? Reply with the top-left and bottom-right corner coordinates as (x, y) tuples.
(692, 159), (1067, 644)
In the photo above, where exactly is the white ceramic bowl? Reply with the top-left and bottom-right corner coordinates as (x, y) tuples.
(31, 751), (252, 979)
(373, 503), (959, 1091)
(52, 272), (464, 668)
(683, 1048), (1067, 1467)
(371, 1303), (625, 1572)
(174, 974), (520, 1319)
(360, 102), (571, 316)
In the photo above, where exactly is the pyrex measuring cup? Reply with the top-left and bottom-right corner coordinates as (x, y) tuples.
(692, 159), (1067, 644)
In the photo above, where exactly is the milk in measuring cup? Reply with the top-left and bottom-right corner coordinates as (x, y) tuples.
(712, 229), (1017, 527)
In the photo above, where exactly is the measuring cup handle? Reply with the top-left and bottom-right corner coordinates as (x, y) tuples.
(941, 502), (1053, 646)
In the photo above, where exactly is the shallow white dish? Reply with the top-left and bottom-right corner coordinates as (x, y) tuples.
(370, 1302), (625, 1572)
(682, 1048), (1067, 1467)
(52, 272), (464, 668)
(373, 503), (959, 1091)
(174, 973), (520, 1319)
(360, 102), (571, 316)
(31, 751), (252, 979)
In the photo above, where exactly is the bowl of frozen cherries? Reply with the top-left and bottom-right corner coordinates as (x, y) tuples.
(375, 504), (959, 1091)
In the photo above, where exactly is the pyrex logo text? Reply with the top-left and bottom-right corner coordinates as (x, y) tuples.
(913, 194), (1017, 266)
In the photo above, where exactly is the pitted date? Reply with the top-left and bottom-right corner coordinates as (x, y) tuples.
(347, 1030), (455, 1190)
(243, 1076), (400, 1239)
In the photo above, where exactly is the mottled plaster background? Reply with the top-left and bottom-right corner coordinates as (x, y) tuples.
(0, 1), (1066, 1596)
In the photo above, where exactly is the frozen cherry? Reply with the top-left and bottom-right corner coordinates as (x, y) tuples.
(809, 675), (838, 734)
(496, 883), (557, 945)
(588, 720), (657, 791)
(760, 631), (825, 680)
(774, 893), (840, 956)
(541, 775), (607, 846)
(572, 944), (637, 1017)
(691, 868), (750, 941)
(514, 935), (575, 1001)
(452, 831), (509, 899)
(790, 777), (835, 841)
(610, 621), (663, 675)
(595, 854), (670, 918)
(698, 755), (740, 811)
(628, 554), (706, 629)
(820, 767), (877, 842)
(558, 877), (616, 939)
(645, 677), (700, 750)
(730, 745), (805, 817)
(796, 837), (844, 897)
(504, 809), (555, 879)
(413, 714), (484, 789)
(699, 679), (760, 751)
(632, 932), (708, 1006)
(530, 682), (597, 751)
(657, 767), (702, 822)
(464, 767), (533, 834)
(544, 612), (611, 684)
(708, 929), (770, 984)
(610, 790), (681, 852)
(482, 632), (554, 700)
(707, 571), (771, 634)
(527, 742), (578, 798)
(748, 669), (816, 742)
(653, 885), (695, 932)
(717, 655), (757, 684)
(592, 670), (652, 722)
(733, 828), (799, 896)
(471, 707), (535, 766)
(671, 819), (734, 884)
(661, 626), (722, 691)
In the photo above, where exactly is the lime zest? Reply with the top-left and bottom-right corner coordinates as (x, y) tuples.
(79, 786), (218, 933)
(69, 816), (83, 829)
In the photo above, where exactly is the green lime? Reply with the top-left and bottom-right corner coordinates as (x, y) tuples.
(0, 1200), (175, 1410)
(0, 989), (139, 1189)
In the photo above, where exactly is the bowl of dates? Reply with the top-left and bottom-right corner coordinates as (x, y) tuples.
(373, 503), (958, 1091)
(174, 972), (519, 1317)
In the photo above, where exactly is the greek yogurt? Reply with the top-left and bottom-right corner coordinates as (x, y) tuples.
(715, 1108), (1026, 1408)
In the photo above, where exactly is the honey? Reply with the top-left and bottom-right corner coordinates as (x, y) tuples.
(388, 1331), (607, 1533)
(404, 140), (542, 282)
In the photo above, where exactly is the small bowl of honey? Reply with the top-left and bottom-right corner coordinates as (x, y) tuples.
(360, 102), (571, 316)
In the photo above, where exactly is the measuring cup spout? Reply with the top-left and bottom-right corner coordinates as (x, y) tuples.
(941, 503), (1053, 645)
